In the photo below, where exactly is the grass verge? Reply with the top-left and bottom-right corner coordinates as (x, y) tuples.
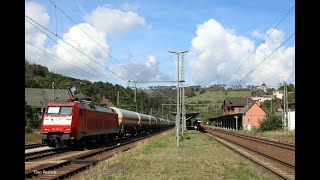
(25, 129), (41, 144)
(72, 130), (280, 180)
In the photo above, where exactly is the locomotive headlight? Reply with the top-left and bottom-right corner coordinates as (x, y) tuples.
(44, 128), (49, 131)
(64, 128), (71, 131)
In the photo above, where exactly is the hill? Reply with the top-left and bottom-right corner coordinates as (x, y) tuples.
(184, 89), (252, 124)
(25, 60), (173, 117)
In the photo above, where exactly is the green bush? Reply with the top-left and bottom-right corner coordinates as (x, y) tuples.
(25, 126), (33, 133)
(258, 112), (283, 132)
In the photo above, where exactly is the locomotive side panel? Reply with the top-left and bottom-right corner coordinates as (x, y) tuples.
(77, 104), (118, 139)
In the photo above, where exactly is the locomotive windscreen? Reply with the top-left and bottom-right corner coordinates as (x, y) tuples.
(43, 106), (73, 126)
(47, 106), (73, 115)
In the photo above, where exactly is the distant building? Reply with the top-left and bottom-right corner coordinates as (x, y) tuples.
(252, 89), (272, 102)
(222, 97), (256, 115)
(277, 102), (295, 131)
(210, 101), (266, 130)
(25, 88), (92, 110)
(241, 103), (266, 130)
(260, 83), (267, 93)
(25, 88), (70, 108)
(273, 90), (284, 99)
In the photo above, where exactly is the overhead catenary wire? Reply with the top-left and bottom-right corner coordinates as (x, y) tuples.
(223, 3), (295, 88)
(47, 0), (177, 103)
(26, 14), (174, 105)
(26, 41), (104, 81)
(25, 14), (127, 83)
(25, 15), (136, 100)
(135, 54), (174, 78)
(48, 0), (145, 82)
(260, 66), (295, 85)
(26, 40), (136, 101)
(26, 6), (177, 104)
(236, 32), (295, 86)
(25, 18), (107, 79)
(231, 4), (295, 76)
(45, 2), (177, 103)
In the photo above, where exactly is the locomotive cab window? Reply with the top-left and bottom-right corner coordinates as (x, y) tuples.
(47, 106), (73, 115)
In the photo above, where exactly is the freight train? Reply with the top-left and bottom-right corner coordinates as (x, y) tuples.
(41, 100), (174, 148)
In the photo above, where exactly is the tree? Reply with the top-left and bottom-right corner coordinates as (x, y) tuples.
(261, 100), (272, 113)
(258, 112), (282, 131)
(278, 83), (295, 92)
(25, 101), (42, 132)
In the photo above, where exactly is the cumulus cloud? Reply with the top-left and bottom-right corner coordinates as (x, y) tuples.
(189, 19), (295, 86)
(25, 1), (149, 83)
(48, 23), (110, 81)
(251, 29), (265, 39)
(25, 1), (50, 63)
(121, 3), (140, 11)
(84, 6), (147, 36)
(110, 55), (173, 82)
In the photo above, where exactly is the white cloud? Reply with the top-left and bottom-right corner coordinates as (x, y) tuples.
(110, 55), (173, 82)
(49, 23), (110, 81)
(25, 1), (149, 83)
(189, 19), (295, 86)
(251, 29), (265, 39)
(25, 1), (49, 51)
(84, 6), (147, 36)
(121, 3), (140, 11)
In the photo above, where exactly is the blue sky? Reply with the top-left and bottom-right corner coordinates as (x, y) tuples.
(25, 0), (295, 89)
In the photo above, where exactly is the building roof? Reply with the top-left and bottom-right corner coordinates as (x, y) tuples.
(240, 103), (254, 113)
(256, 89), (271, 96)
(25, 88), (70, 107)
(25, 88), (93, 107)
(224, 97), (256, 108)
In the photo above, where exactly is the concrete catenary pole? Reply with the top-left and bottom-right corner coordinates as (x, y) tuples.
(283, 81), (289, 130)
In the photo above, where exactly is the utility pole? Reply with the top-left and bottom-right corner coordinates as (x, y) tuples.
(52, 82), (55, 101)
(181, 52), (187, 134)
(283, 81), (289, 130)
(168, 50), (188, 147)
(117, 91), (120, 107)
(246, 97), (248, 129)
(176, 53), (180, 146)
(161, 104), (164, 118)
(133, 82), (137, 102)
(271, 95), (273, 113)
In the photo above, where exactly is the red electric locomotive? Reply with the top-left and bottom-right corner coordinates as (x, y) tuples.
(41, 101), (119, 147)
(40, 86), (174, 147)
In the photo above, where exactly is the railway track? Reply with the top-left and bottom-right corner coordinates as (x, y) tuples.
(25, 128), (172, 179)
(204, 127), (295, 180)
(212, 128), (295, 151)
(25, 148), (71, 162)
(25, 143), (47, 150)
